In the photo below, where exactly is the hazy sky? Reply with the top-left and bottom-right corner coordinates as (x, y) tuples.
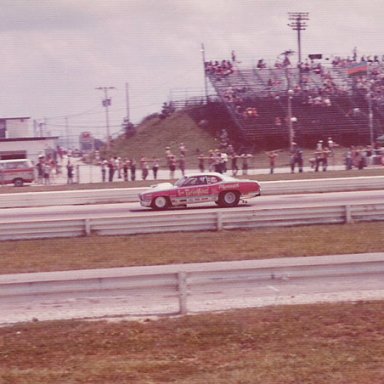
(1, 0), (384, 142)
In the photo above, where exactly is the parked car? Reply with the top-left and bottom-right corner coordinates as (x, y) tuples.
(139, 172), (261, 210)
(0, 159), (35, 187)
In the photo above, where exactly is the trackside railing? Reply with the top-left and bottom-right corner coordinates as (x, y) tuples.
(0, 202), (383, 241)
(1, 254), (383, 317)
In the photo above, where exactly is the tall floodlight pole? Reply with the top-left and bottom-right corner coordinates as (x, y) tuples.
(366, 66), (375, 147)
(201, 43), (209, 104)
(96, 86), (115, 150)
(288, 12), (309, 66)
(368, 93), (374, 146)
(287, 89), (294, 150)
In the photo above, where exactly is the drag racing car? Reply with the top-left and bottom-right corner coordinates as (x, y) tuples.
(139, 172), (261, 210)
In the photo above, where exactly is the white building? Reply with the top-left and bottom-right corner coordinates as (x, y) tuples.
(0, 117), (58, 162)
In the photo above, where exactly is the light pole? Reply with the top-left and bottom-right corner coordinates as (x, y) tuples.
(201, 43), (209, 104)
(288, 12), (309, 65)
(368, 92), (374, 146)
(287, 89), (294, 150)
(96, 86), (115, 150)
(288, 12), (309, 87)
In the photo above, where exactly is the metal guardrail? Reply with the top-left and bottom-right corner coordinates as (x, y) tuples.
(0, 176), (384, 208)
(1, 253), (383, 317)
(0, 188), (141, 208)
(0, 202), (383, 241)
(262, 176), (384, 195)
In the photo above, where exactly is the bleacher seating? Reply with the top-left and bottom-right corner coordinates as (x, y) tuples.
(205, 61), (384, 148)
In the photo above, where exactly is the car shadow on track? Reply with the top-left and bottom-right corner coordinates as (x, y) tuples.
(130, 203), (253, 213)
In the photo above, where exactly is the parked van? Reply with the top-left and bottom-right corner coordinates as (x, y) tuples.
(0, 159), (35, 187)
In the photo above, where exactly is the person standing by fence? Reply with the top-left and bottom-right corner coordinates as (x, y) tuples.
(66, 161), (74, 184)
(130, 158), (136, 181)
(108, 158), (115, 182)
(266, 150), (279, 174)
(123, 159), (129, 181)
(152, 157), (160, 180)
(100, 160), (107, 182)
(179, 154), (186, 176)
(43, 162), (51, 184)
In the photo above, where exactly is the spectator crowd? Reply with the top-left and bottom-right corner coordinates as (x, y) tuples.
(95, 137), (383, 184)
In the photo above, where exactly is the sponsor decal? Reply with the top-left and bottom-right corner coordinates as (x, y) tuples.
(185, 187), (210, 196)
(220, 183), (239, 190)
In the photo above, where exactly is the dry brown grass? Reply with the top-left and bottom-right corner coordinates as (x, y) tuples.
(1, 222), (384, 274)
(1, 302), (384, 383)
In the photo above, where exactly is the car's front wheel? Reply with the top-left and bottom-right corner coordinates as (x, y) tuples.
(151, 196), (171, 210)
(218, 191), (240, 208)
(13, 178), (24, 187)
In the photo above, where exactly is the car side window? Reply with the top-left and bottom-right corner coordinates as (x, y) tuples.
(208, 176), (219, 184)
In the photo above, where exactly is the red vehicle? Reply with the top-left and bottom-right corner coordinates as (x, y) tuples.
(0, 159), (35, 187)
(139, 172), (261, 210)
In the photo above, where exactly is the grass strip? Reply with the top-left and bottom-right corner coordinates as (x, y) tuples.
(1, 302), (383, 383)
(2, 222), (384, 274)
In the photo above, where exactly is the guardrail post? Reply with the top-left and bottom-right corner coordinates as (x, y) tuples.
(84, 219), (91, 236)
(178, 272), (188, 315)
(216, 211), (223, 231)
(345, 205), (353, 224)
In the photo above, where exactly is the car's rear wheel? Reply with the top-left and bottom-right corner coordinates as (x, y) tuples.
(151, 196), (170, 210)
(218, 191), (240, 207)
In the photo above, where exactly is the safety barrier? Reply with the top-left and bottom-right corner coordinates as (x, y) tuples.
(0, 202), (383, 241)
(0, 188), (142, 208)
(0, 176), (384, 208)
(1, 253), (383, 317)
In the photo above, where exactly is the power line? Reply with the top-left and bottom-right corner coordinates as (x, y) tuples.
(35, 105), (102, 121)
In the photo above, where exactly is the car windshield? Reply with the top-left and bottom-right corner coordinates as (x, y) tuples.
(175, 176), (207, 187)
(174, 176), (188, 187)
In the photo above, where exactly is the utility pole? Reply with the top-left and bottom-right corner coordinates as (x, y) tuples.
(288, 12), (309, 66)
(366, 66), (375, 147)
(125, 82), (130, 122)
(65, 116), (70, 149)
(95, 86), (115, 150)
(368, 94), (374, 146)
(122, 82), (133, 139)
(200, 43), (209, 104)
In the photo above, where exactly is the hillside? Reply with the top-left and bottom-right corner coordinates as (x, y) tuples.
(104, 105), (233, 168)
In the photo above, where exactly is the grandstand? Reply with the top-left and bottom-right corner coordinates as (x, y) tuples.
(201, 57), (384, 149)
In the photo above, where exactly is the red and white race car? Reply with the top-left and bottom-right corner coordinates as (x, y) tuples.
(139, 172), (261, 209)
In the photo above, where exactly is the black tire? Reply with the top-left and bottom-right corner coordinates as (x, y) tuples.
(218, 191), (240, 208)
(151, 196), (171, 210)
(13, 178), (24, 187)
